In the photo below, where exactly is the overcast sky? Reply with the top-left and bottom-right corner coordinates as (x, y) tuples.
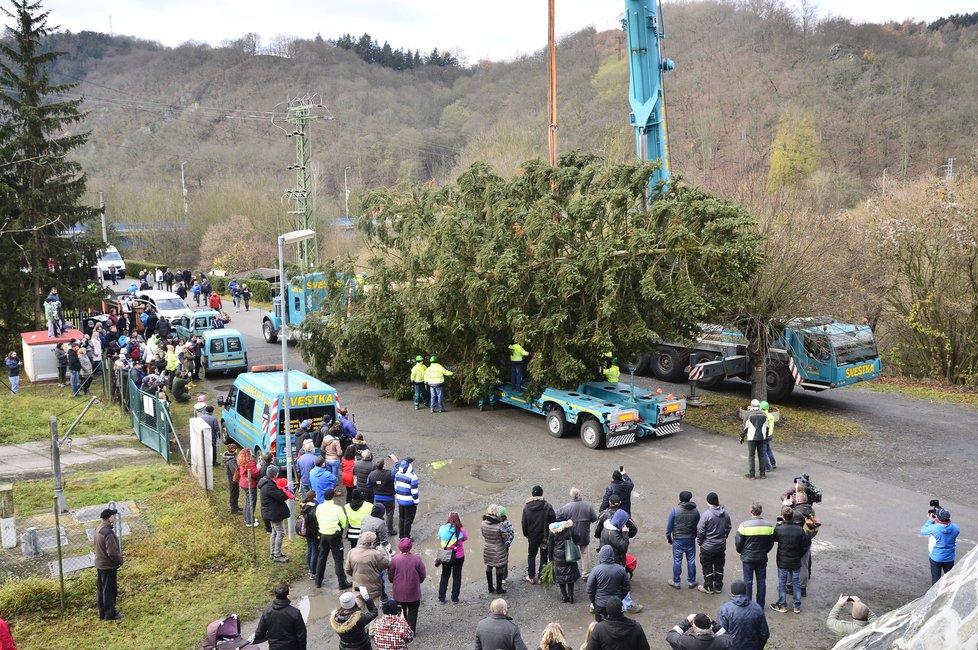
(29, 1), (978, 63)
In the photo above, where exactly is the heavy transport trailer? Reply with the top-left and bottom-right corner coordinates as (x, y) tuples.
(639, 318), (883, 401)
(492, 380), (686, 449)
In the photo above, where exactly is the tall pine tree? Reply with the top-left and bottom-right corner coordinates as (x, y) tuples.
(0, 0), (101, 338)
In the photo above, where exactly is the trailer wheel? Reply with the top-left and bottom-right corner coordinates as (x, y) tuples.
(580, 418), (605, 449)
(651, 347), (686, 382)
(766, 365), (794, 402)
(263, 320), (278, 344)
(634, 354), (653, 376)
(546, 407), (567, 438)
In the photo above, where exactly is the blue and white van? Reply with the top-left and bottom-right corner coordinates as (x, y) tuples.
(218, 366), (339, 465)
(200, 329), (247, 376)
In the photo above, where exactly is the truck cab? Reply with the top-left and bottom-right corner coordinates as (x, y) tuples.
(262, 271), (361, 343)
(218, 367), (339, 466)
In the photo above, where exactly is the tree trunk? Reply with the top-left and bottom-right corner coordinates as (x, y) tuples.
(748, 336), (768, 402)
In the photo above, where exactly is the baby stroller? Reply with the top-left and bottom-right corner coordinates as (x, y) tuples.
(201, 614), (259, 650)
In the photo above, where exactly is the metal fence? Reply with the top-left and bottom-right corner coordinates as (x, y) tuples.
(107, 367), (180, 463)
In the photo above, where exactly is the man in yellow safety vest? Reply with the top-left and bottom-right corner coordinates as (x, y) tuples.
(410, 355), (428, 410)
(424, 356), (454, 413)
(508, 342), (529, 389)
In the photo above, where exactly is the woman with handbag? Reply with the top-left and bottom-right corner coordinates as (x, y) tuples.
(436, 512), (468, 603)
(547, 517), (582, 603)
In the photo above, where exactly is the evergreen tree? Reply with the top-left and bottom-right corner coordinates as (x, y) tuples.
(0, 0), (101, 336)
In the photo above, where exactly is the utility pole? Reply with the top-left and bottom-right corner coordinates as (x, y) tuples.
(282, 95), (330, 270)
(344, 166), (352, 218)
(98, 191), (107, 244)
(180, 161), (189, 216)
(881, 168), (887, 197)
(944, 158), (955, 184)
(547, 0), (558, 167)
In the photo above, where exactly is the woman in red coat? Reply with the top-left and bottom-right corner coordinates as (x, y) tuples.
(208, 291), (223, 311)
(236, 448), (260, 527)
(341, 444), (357, 502)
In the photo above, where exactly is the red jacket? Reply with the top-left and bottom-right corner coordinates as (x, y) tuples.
(341, 458), (356, 488)
(209, 294), (222, 310)
(238, 460), (259, 488)
(0, 617), (16, 650)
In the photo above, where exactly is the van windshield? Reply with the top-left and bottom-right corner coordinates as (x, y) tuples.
(101, 250), (123, 262)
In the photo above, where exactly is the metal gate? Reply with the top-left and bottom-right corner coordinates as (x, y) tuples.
(128, 376), (171, 462)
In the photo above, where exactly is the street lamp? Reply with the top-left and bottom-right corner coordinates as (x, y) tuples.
(344, 166), (352, 218)
(277, 228), (316, 540)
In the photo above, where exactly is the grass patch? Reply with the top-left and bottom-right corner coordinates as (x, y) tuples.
(1, 470), (304, 649)
(0, 383), (130, 445)
(683, 394), (865, 439)
(868, 377), (978, 409)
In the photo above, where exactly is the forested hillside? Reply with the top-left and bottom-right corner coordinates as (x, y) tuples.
(20, 1), (978, 267)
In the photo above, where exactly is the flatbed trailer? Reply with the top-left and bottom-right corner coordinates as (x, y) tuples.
(578, 381), (685, 438)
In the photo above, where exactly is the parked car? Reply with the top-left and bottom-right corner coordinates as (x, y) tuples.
(173, 309), (222, 339)
(135, 290), (190, 320)
(201, 328), (248, 377)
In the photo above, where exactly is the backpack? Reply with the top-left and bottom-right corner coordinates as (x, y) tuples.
(295, 509), (309, 537)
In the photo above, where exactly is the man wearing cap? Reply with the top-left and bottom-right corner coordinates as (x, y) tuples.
(475, 598), (528, 650)
(295, 419), (315, 451)
(921, 507), (961, 584)
(716, 580), (768, 650)
(346, 531), (391, 601)
(329, 589), (377, 650)
(394, 457), (420, 539)
(760, 401), (776, 471)
(94, 508), (124, 620)
(522, 485), (556, 585)
(740, 400), (768, 480)
(410, 355), (428, 410)
(666, 612), (731, 649)
(696, 492), (732, 595)
(252, 583), (306, 650)
(586, 596), (650, 650)
(600, 467), (634, 516)
(199, 405), (222, 467)
(423, 356), (453, 413)
(827, 594), (877, 637)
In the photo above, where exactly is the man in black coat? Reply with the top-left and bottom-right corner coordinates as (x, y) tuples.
(770, 508), (811, 614)
(521, 485), (556, 585)
(600, 468), (635, 516)
(586, 596), (650, 650)
(251, 583), (306, 650)
(258, 465), (292, 562)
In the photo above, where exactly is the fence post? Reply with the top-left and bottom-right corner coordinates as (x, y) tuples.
(51, 417), (68, 514)
(0, 484), (15, 549)
(53, 497), (66, 617)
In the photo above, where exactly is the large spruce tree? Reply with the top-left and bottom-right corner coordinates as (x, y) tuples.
(0, 0), (100, 340)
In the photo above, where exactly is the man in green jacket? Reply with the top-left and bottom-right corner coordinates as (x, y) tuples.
(826, 594), (876, 637)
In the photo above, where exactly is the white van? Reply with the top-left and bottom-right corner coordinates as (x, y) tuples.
(96, 245), (127, 280)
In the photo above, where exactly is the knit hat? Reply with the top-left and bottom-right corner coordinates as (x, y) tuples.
(612, 469), (622, 481)
(936, 508), (951, 523)
(398, 537), (413, 552)
(382, 598), (400, 615)
(100, 508), (117, 520)
(731, 580), (746, 595)
(205, 405), (214, 413)
(605, 596), (623, 617)
(679, 490), (692, 503)
(531, 485), (543, 497)
(359, 531), (377, 547)
(693, 613), (712, 631)
(339, 592), (357, 609)
(609, 494), (621, 505)
(852, 601), (870, 621)
(707, 492), (719, 506)
(301, 419), (312, 428)
(610, 509), (629, 528)
(497, 505), (507, 518)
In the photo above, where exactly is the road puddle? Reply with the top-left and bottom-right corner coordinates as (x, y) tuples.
(428, 457), (518, 495)
(294, 591), (333, 624)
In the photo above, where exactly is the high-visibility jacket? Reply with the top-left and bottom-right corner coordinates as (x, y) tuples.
(410, 362), (427, 383)
(508, 343), (529, 362)
(602, 364), (621, 383)
(315, 500), (348, 536)
(165, 349), (179, 372)
(343, 501), (372, 542)
(765, 411), (776, 437)
(424, 363), (453, 385)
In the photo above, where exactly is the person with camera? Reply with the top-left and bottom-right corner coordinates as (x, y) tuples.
(921, 505), (960, 584)
(826, 594), (876, 637)
(666, 612), (731, 649)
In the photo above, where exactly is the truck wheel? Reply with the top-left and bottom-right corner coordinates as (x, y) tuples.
(263, 320), (278, 344)
(220, 421), (229, 445)
(634, 354), (653, 376)
(698, 375), (724, 389)
(766, 365), (794, 401)
(580, 418), (605, 450)
(651, 347), (685, 382)
(546, 407), (567, 438)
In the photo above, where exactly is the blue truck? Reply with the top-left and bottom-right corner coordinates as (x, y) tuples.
(644, 318), (882, 401)
(493, 379), (685, 450)
(262, 272), (358, 343)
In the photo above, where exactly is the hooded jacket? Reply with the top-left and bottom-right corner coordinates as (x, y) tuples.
(258, 476), (290, 522)
(547, 520), (582, 584)
(329, 597), (377, 650)
(360, 503), (389, 548)
(343, 497), (372, 544)
(600, 513), (630, 566)
(772, 520), (811, 570)
(716, 593), (769, 650)
(482, 514), (510, 568)
(600, 474), (635, 515)
(920, 518), (961, 563)
(253, 597), (307, 650)
(594, 506), (639, 540)
(697, 505), (733, 552)
(666, 625), (733, 650)
(310, 465), (337, 504)
(734, 515), (775, 564)
(586, 546), (630, 608)
(586, 611), (651, 650)
(394, 461), (420, 506)
(522, 496), (556, 548)
(667, 501), (700, 542)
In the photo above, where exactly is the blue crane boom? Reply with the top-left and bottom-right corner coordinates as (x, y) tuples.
(623, 0), (675, 194)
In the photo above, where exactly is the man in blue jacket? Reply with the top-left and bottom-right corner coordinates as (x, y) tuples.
(921, 508), (961, 584)
(716, 580), (769, 650)
(394, 457), (420, 539)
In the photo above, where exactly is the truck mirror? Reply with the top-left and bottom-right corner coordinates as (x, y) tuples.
(216, 397), (224, 406)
